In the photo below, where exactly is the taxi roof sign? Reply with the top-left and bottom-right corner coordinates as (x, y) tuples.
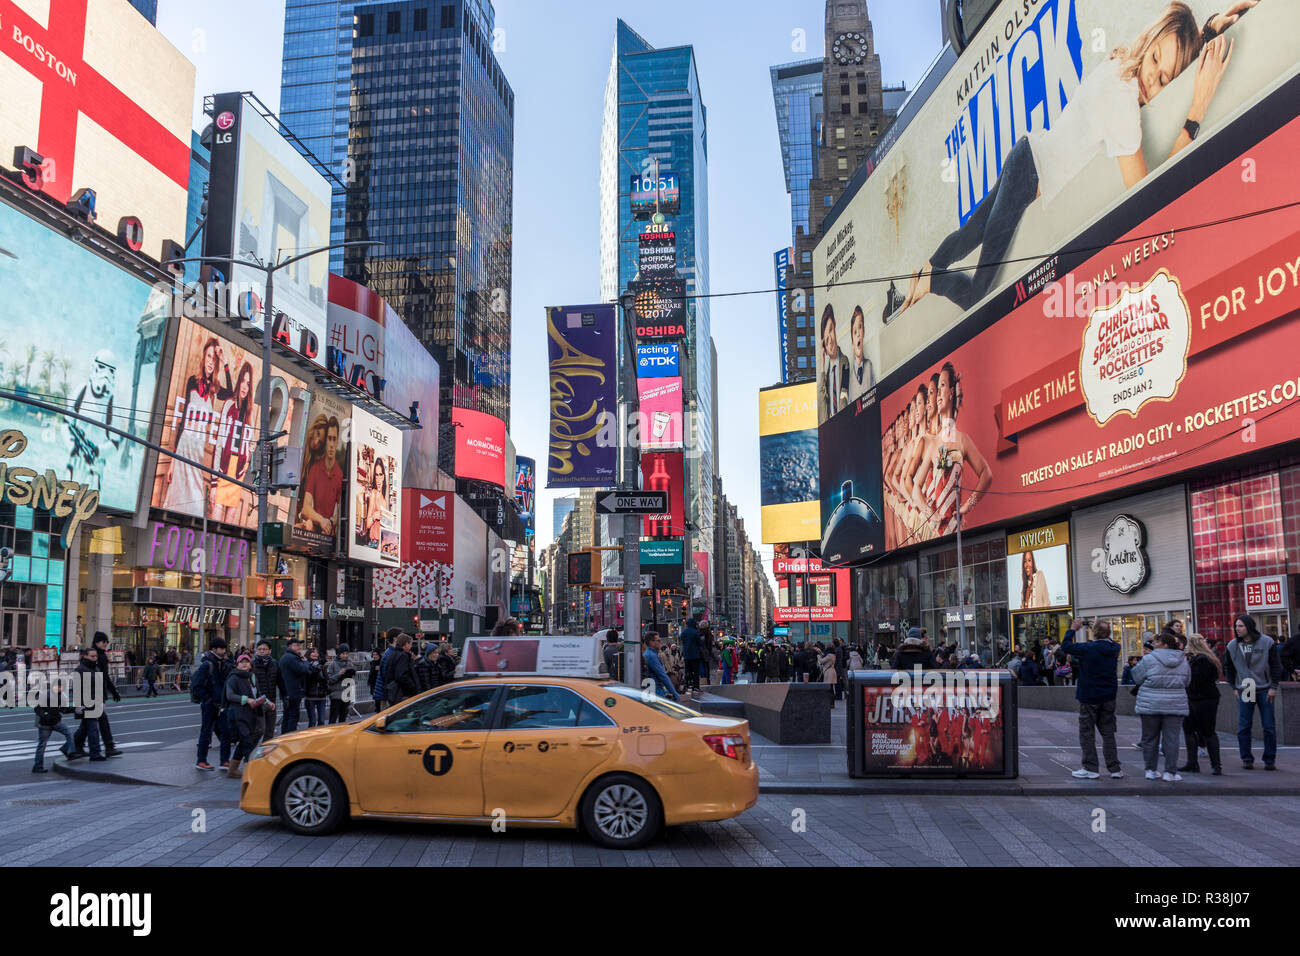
(457, 636), (605, 678)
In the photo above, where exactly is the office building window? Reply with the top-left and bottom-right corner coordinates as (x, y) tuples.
(858, 82), (867, 93)
(824, 195), (833, 206)
(835, 127), (845, 139)
(840, 103), (851, 114)
(387, 9), (401, 33)
(358, 12), (374, 36)
(837, 157), (848, 170)
(441, 4), (455, 28)
(798, 355), (808, 369)
(840, 83), (849, 95)
(801, 251), (811, 263)
(413, 7), (427, 30)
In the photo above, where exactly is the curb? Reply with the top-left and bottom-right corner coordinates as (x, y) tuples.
(759, 779), (1300, 796)
(52, 760), (177, 787)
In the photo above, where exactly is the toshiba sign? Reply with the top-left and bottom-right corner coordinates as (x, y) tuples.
(402, 488), (453, 564)
(0, 0), (196, 254)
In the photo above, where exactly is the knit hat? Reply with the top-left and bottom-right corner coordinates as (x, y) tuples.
(237, 654), (252, 664)
(336, 643), (350, 654)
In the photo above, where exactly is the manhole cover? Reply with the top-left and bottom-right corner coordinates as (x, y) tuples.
(8, 798), (81, 806)
(174, 800), (240, 809)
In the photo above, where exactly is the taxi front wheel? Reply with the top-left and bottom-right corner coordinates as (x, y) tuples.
(580, 774), (663, 849)
(275, 762), (347, 836)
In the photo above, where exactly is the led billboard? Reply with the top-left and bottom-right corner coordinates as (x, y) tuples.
(349, 405), (401, 567)
(204, 92), (331, 366)
(0, 199), (165, 513)
(759, 382), (820, 544)
(452, 406), (506, 486)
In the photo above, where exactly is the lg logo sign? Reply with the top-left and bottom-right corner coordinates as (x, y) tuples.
(215, 110), (235, 144)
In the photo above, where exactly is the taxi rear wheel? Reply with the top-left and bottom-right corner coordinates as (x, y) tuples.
(274, 762), (347, 836)
(580, 774), (662, 849)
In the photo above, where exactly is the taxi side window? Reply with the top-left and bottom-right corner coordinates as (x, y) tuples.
(499, 686), (615, 730)
(384, 687), (498, 733)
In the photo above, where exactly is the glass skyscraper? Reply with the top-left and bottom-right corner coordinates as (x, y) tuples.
(280, 0), (513, 438)
(769, 59), (822, 246)
(599, 20), (714, 588)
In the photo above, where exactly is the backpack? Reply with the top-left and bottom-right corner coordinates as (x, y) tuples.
(189, 660), (209, 704)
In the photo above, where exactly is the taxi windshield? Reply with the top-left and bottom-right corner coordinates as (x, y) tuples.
(603, 683), (703, 719)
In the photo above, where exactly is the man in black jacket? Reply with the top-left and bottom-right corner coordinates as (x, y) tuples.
(892, 630), (933, 671)
(192, 637), (232, 770)
(74, 632), (121, 757)
(32, 703), (75, 772)
(383, 633), (418, 705)
(252, 639), (280, 743)
(71, 648), (107, 762)
(278, 638), (311, 734)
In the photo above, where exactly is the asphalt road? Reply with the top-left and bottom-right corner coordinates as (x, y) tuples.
(2, 769), (1298, 867)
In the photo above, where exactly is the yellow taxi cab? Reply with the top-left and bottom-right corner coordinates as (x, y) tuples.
(239, 640), (758, 848)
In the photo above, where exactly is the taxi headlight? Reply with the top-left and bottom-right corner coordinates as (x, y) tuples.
(249, 743), (278, 761)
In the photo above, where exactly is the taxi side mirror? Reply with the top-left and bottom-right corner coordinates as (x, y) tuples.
(374, 715), (387, 732)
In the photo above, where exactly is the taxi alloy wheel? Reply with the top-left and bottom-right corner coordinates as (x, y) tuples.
(581, 774), (662, 849)
(275, 763), (346, 836)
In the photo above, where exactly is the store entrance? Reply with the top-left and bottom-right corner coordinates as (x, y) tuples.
(1253, 612), (1290, 642)
(1011, 611), (1072, 653)
(1093, 609), (1193, 663)
(2, 610), (34, 647)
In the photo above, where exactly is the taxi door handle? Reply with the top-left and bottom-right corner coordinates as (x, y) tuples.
(454, 740), (481, 750)
(579, 737), (608, 747)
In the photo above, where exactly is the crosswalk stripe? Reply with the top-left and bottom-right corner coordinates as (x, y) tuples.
(1, 741), (160, 764)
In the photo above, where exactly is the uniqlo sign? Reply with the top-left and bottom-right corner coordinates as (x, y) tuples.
(401, 488), (453, 564)
(1245, 575), (1288, 612)
(0, 0), (195, 252)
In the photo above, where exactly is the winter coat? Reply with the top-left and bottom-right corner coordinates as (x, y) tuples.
(91, 646), (119, 700)
(253, 654), (279, 703)
(35, 705), (73, 727)
(383, 649), (417, 703)
(304, 660), (330, 700)
(191, 650), (232, 708)
(1186, 653), (1222, 703)
(1058, 630), (1120, 703)
(434, 652), (457, 685)
(327, 658), (354, 700)
(278, 650), (311, 699)
(416, 649), (441, 692)
(373, 647), (395, 700)
(1280, 635), (1300, 678)
(1018, 657), (1040, 686)
(891, 644), (932, 671)
(1131, 648), (1191, 716)
(680, 622), (702, 660)
(818, 651), (838, 683)
(762, 646), (782, 678)
(224, 668), (264, 737)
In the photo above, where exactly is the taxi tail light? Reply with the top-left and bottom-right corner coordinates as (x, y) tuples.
(702, 734), (746, 760)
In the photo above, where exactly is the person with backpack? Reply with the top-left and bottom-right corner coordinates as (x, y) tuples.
(602, 629), (622, 682)
(224, 653), (272, 779)
(191, 636), (233, 771)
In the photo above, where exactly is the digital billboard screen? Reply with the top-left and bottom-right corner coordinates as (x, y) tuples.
(514, 457), (536, 535)
(636, 342), (679, 378)
(152, 318), (308, 527)
(0, 200), (165, 513)
(759, 382), (820, 544)
(349, 405), (402, 567)
(452, 407), (506, 486)
(877, 105), (1300, 552)
(205, 92), (331, 367)
(629, 172), (680, 218)
(289, 388), (351, 554)
(631, 280), (686, 341)
(640, 451), (684, 538)
(636, 377), (683, 450)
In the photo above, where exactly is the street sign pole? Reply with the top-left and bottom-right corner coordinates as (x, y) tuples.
(619, 291), (642, 689)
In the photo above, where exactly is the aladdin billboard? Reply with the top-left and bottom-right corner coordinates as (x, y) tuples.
(546, 304), (617, 487)
(815, 0), (1299, 402)
(878, 98), (1300, 552)
(759, 382), (820, 544)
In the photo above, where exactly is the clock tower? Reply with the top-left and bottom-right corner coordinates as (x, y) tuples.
(785, 1), (888, 384)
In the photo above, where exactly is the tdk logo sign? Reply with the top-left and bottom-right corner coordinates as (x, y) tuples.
(636, 343), (679, 378)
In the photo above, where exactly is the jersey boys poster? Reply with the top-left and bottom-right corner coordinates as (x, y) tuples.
(862, 684), (1005, 774)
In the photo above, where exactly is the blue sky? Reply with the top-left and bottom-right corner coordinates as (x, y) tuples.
(156, 0), (944, 566)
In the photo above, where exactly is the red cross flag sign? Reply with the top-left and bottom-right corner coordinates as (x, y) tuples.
(0, 0), (195, 253)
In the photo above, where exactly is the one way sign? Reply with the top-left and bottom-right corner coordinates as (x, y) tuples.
(595, 491), (668, 515)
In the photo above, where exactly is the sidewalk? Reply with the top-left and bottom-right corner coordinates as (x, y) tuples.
(749, 704), (1300, 795)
